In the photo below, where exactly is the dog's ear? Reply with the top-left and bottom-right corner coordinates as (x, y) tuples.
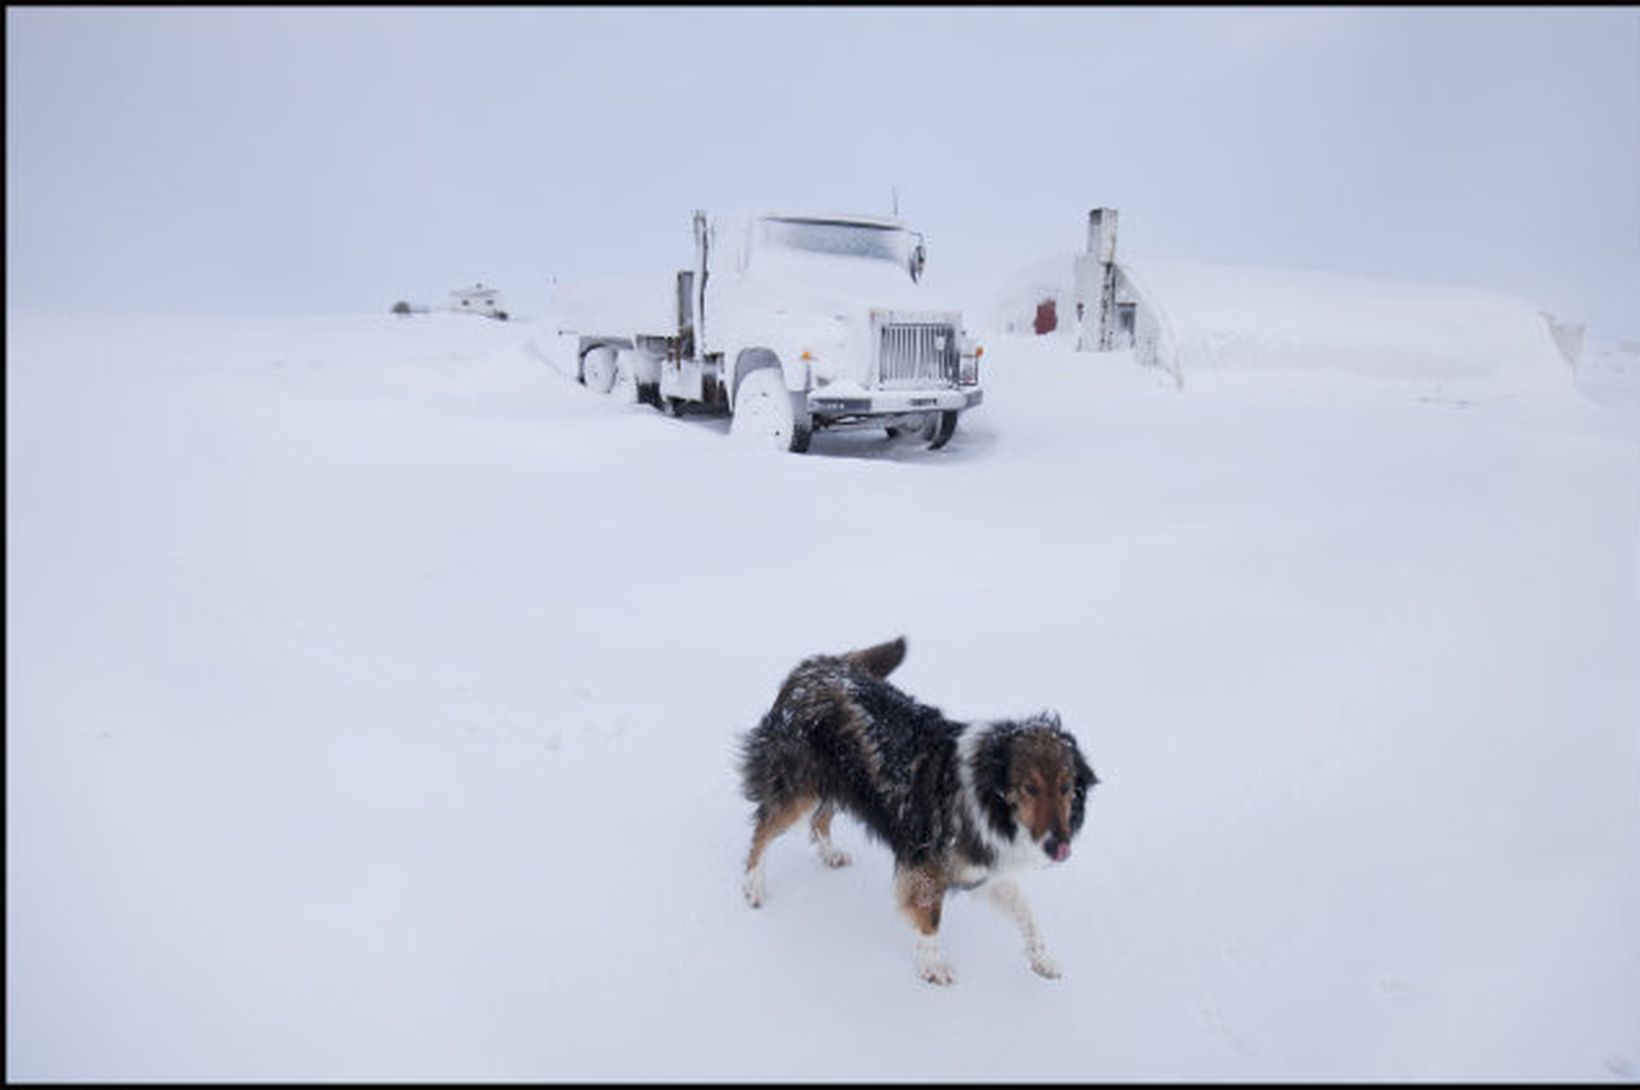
(1074, 747), (1098, 791)
(971, 727), (1017, 839)
(1069, 744), (1098, 833)
(847, 636), (907, 680)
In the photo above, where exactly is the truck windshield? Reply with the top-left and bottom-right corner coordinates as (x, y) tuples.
(761, 218), (913, 266)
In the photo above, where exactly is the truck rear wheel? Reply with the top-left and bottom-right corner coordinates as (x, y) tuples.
(731, 368), (811, 453)
(581, 346), (617, 393)
(611, 349), (643, 403)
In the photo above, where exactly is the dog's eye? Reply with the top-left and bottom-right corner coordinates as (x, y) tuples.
(1024, 784), (1039, 798)
(1060, 783), (1071, 795)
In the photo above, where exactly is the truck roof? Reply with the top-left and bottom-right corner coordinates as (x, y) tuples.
(744, 210), (909, 231)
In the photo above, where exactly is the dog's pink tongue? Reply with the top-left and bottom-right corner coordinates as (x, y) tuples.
(1053, 842), (1072, 862)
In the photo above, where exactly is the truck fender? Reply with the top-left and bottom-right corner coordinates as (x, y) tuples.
(730, 347), (807, 410)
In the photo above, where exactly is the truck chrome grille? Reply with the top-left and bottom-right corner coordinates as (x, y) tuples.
(878, 322), (959, 387)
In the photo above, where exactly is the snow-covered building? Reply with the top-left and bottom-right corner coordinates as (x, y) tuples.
(448, 283), (509, 320)
(996, 208), (1585, 398)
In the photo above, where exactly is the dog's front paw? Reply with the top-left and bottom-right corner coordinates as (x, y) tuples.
(915, 942), (956, 986)
(1028, 947), (1062, 979)
(742, 870), (765, 908)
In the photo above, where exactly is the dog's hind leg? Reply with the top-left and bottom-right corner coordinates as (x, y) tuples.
(809, 801), (851, 868)
(743, 794), (815, 908)
(895, 863), (954, 985)
(982, 877), (1061, 979)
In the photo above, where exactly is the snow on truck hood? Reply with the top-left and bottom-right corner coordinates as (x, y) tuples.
(736, 251), (963, 321)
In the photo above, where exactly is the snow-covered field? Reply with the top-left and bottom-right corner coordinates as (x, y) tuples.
(7, 308), (1638, 1081)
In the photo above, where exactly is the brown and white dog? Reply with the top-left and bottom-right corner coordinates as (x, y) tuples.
(738, 636), (1098, 985)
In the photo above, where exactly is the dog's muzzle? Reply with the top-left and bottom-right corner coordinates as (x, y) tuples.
(1045, 834), (1071, 862)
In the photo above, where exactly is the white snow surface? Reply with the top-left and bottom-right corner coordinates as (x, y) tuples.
(7, 308), (1639, 1082)
(550, 273), (677, 337)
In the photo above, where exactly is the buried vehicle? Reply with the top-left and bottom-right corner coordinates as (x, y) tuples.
(556, 210), (983, 452)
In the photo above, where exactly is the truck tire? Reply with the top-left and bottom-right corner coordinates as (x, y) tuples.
(925, 410), (959, 450)
(618, 348), (662, 407)
(731, 367), (811, 453)
(581, 346), (617, 393)
(611, 349), (642, 404)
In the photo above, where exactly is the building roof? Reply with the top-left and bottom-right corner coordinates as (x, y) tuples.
(1120, 259), (1575, 397)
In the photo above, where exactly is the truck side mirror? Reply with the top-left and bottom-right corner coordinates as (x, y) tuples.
(910, 242), (926, 283)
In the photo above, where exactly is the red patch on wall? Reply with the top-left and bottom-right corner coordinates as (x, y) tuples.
(1033, 298), (1058, 336)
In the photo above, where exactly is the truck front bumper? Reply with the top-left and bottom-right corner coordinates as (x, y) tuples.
(806, 387), (983, 418)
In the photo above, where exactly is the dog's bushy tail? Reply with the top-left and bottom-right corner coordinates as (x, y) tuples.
(845, 636), (907, 680)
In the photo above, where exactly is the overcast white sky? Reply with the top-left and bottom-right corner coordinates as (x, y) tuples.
(7, 7), (1638, 335)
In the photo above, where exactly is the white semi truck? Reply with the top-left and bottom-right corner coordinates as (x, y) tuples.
(555, 210), (983, 452)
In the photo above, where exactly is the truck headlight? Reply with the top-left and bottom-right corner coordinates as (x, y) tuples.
(959, 341), (982, 385)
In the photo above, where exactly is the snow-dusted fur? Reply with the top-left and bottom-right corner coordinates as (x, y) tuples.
(738, 636), (1098, 984)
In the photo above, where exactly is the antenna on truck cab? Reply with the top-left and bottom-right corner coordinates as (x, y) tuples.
(891, 186), (899, 218)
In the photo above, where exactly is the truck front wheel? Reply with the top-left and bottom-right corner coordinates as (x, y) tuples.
(731, 368), (812, 453)
(924, 410), (959, 450)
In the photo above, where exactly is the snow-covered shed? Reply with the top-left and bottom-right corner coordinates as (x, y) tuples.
(996, 208), (1584, 399)
(448, 283), (508, 320)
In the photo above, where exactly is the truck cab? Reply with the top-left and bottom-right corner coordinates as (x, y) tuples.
(672, 210), (983, 452)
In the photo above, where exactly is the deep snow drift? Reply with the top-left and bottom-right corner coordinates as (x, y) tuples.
(7, 308), (1638, 1081)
